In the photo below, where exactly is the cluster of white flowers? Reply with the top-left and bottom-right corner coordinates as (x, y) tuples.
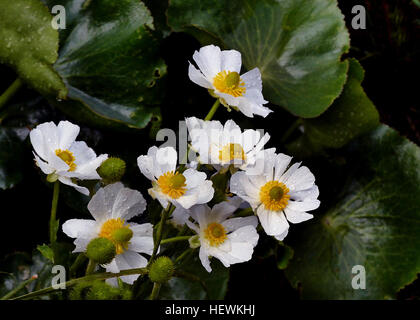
(29, 45), (320, 284)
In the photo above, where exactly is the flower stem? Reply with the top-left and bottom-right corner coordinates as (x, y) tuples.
(148, 204), (172, 266)
(85, 259), (96, 275)
(0, 276), (38, 300)
(50, 181), (60, 245)
(204, 99), (220, 121)
(11, 268), (149, 300)
(175, 248), (194, 265)
(160, 236), (191, 245)
(0, 78), (23, 111)
(70, 253), (88, 278)
(149, 282), (161, 300)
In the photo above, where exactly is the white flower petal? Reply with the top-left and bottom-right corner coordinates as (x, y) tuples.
(33, 153), (54, 175)
(88, 182), (125, 221)
(130, 222), (153, 237)
(220, 49), (242, 73)
(188, 63), (212, 88)
(112, 187), (147, 220)
(58, 176), (89, 195)
(62, 219), (97, 239)
(129, 236), (154, 255)
(283, 165), (315, 191)
(257, 206), (289, 236)
(284, 207), (314, 224)
(199, 246), (212, 272)
(274, 153), (293, 180)
(287, 199), (320, 212)
(211, 196), (243, 222)
(115, 252), (147, 284)
(241, 68), (263, 91)
(57, 121), (80, 150)
(222, 216), (258, 232)
(274, 228), (289, 241)
(192, 44), (222, 80)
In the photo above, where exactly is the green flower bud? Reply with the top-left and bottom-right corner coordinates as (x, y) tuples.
(111, 227), (133, 243)
(46, 173), (58, 183)
(97, 157), (126, 184)
(148, 256), (174, 284)
(188, 235), (201, 249)
(69, 280), (132, 300)
(86, 237), (116, 264)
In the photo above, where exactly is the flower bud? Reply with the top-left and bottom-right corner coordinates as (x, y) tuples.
(46, 173), (58, 183)
(97, 157), (126, 184)
(148, 256), (174, 284)
(86, 237), (116, 264)
(188, 235), (201, 249)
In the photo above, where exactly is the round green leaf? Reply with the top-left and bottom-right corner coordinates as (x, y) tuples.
(167, 0), (349, 117)
(285, 125), (420, 299)
(46, 0), (167, 129)
(0, 0), (67, 98)
(287, 59), (380, 157)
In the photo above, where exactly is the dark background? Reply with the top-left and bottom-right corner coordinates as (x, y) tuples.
(0, 0), (418, 299)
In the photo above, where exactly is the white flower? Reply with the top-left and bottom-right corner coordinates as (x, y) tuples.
(230, 151), (320, 241)
(186, 117), (271, 170)
(29, 121), (108, 195)
(188, 44), (272, 118)
(62, 183), (153, 285)
(184, 197), (259, 272)
(137, 146), (214, 209)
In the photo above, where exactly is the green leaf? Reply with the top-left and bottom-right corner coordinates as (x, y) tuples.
(37, 244), (54, 262)
(285, 125), (420, 299)
(44, 0), (167, 129)
(160, 254), (229, 299)
(167, 0), (349, 117)
(0, 127), (26, 190)
(0, 0), (67, 98)
(287, 59), (380, 157)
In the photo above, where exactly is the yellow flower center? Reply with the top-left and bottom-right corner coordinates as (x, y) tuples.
(204, 222), (227, 247)
(99, 218), (133, 255)
(260, 181), (290, 211)
(218, 143), (246, 163)
(213, 70), (246, 97)
(55, 149), (77, 172)
(157, 171), (187, 199)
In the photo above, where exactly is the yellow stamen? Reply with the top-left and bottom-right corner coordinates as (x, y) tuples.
(55, 149), (77, 172)
(213, 70), (246, 97)
(260, 181), (290, 211)
(99, 218), (132, 255)
(157, 171), (187, 199)
(219, 143), (246, 163)
(204, 222), (227, 247)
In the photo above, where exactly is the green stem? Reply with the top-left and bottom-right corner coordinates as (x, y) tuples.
(281, 118), (302, 144)
(160, 236), (191, 245)
(50, 181), (60, 244)
(11, 268), (148, 300)
(204, 99), (220, 121)
(0, 276), (38, 300)
(0, 78), (23, 111)
(148, 204), (172, 266)
(149, 282), (161, 300)
(175, 248), (193, 265)
(85, 259), (96, 275)
(70, 253), (88, 277)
